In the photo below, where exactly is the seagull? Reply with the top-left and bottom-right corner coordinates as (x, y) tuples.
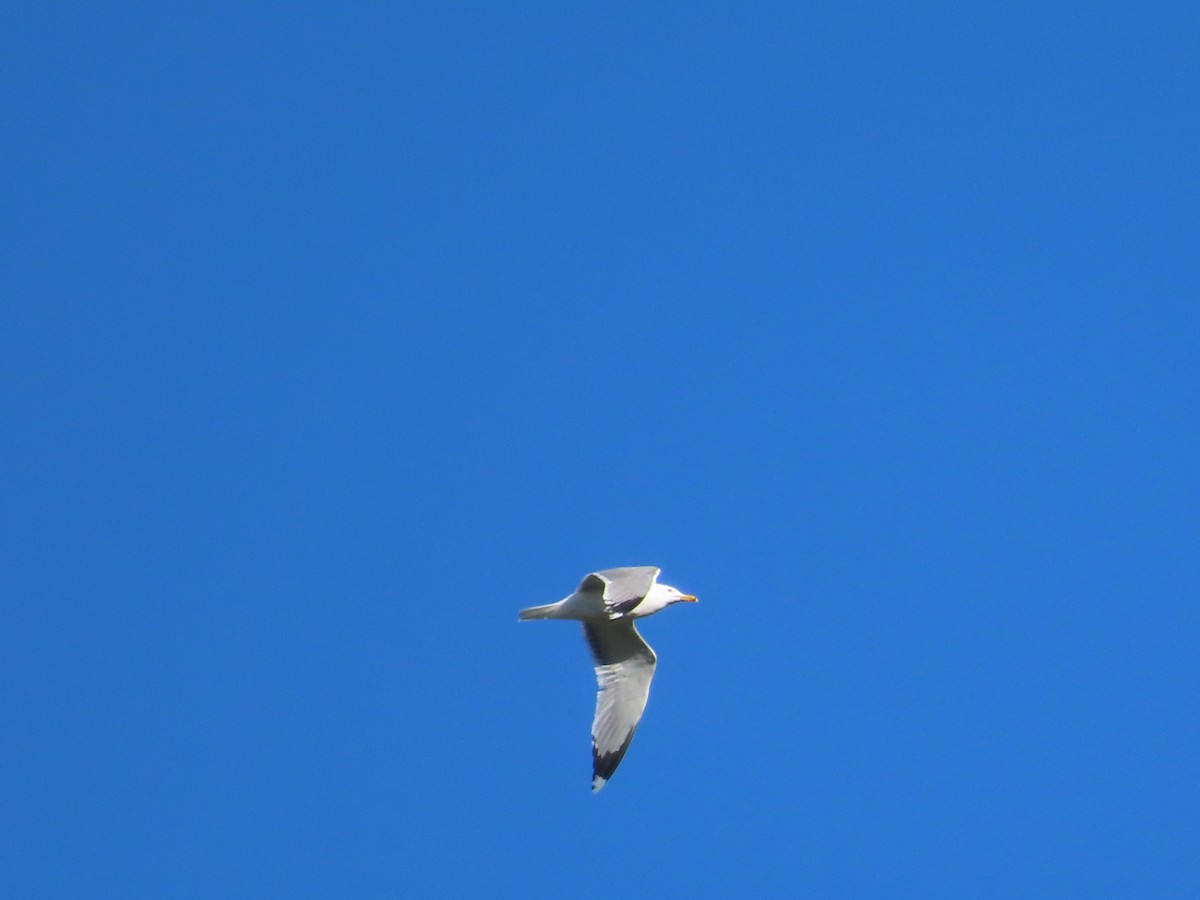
(519, 566), (697, 792)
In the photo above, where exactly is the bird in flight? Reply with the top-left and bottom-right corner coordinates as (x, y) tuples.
(519, 566), (697, 792)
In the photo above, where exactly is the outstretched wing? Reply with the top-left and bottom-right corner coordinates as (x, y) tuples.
(577, 566), (660, 618)
(582, 620), (657, 792)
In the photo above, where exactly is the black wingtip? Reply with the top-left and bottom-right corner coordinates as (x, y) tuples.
(591, 729), (638, 786)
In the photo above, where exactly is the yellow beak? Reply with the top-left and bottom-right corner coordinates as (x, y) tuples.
(679, 594), (698, 603)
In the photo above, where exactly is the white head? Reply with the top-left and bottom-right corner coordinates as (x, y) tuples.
(634, 581), (698, 617)
(656, 583), (698, 605)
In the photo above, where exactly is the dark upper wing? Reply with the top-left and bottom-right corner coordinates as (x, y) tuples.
(577, 566), (660, 617)
(582, 620), (657, 792)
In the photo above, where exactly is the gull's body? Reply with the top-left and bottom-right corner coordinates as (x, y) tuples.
(519, 566), (697, 792)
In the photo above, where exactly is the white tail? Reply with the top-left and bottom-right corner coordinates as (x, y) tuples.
(518, 602), (560, 621)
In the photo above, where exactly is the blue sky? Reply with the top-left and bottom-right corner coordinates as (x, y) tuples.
(3, 1), (1198, 896)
